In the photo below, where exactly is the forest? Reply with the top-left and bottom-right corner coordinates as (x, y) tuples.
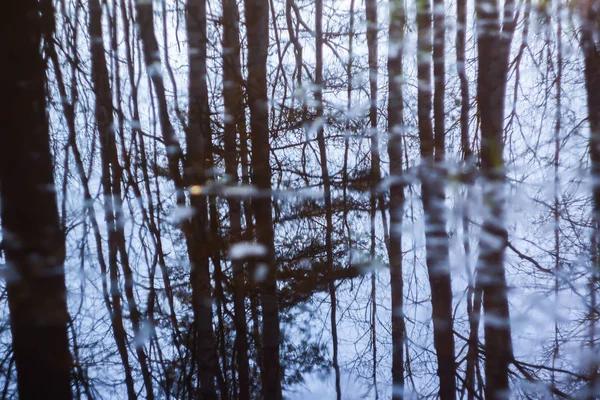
(1, 0), (600, 398)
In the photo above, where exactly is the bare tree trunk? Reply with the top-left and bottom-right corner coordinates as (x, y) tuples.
(208, 196), (231, 400)
(416, 1), (456, 398)
(551, 5), (563, 390)
(365, 2), (381, 397)
(343, 0), (356, 253)
(456, 0), (477, 396)
(0, 1), (72, 398)
(388, 1), (406, 397)
(135, 0), (186, 198)
(243, 0), (282, 397)
(222, 0), (251, 397)
(314, 0), (341, 398)
(456, 0), (470, 166)
(433, 0), (445, 163)
(135, 0), (218, 396)
(475, 0), (516, 397)
(185, 0), (219, 397)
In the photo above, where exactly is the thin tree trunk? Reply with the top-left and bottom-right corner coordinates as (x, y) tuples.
(475, 0), (516, 397)
(456, 0), (470, 165)
(222, 0), (251, 397)
(0, 1), (72, 398)
(416, 1), (456, 398)
(286, 0), (303, 87)
(240, 107), (262, 389)
(343, 0), (355, 259)
(433, 0), (445, 163)
(365, 1), (381, 397)
(388, 0), (406, 397)
(243, 0), (282, 397)
(551, 5), (563, 389)
(135, 0), (186, 199)
(208, 195), (231, 400)
(455, 0), (477, 397)
(314, 0), (341, 398)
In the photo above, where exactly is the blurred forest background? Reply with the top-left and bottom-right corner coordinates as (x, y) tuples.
(1, 0), (600, 398)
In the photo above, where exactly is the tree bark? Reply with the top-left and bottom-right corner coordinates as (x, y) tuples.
(243, 0), (282, 397)
(314, 0), (341, 398)
(365, 1), (382, 397)
(0, 1), (72, 398)
(416, 1), (456, 398)
(475, 0), (516, 397)
(455, 0), (478, 397)
(135, 0), (218, 396)
(222, 0), (251, 397)
(388, 1), (406, 397)
(185, 0), (219, 397)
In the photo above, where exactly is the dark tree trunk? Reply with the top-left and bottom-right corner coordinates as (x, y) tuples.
(135, 0), (186, 197)
(456, 0), (471, 164)
(208, 195), (231, 400)
(433, 0), (445, 163)
(342, 0), (355, 260)
(456, 0), (477, 397)
(314, 0), (341, 398)
(388, 0), (406, 397)
(475, 0), (515, 398)
(416, 1), (456, 398)
(222, 0), (251, 397)
(0, 1), (72, 398)
(243, 0), (282, 397)
(186, 0), (219, 397)
(135, 0), (218, 396)
(365, 1), (382, 397)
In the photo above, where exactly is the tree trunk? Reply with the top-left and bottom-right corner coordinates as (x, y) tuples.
(365, 1), (381, 397)
(314, 0), (341, 398)
(243, 0), (282, 398)
(135, 0), (218, 396)
(186, 0), (219, 397)
(388, 1), (406, 397)
(0, 1), (72, 398)
(222, 0), (251, 397)
(475, 0), (515, 397)
(135, 0), (186, 198)
(416, 1), (456, 398)
(456, 0), (477, 396)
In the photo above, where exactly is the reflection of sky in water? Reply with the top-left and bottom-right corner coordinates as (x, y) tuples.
(285, 372), (371, 400)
